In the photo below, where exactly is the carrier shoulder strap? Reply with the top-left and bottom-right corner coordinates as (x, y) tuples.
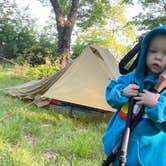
(119, 37), (143, 74)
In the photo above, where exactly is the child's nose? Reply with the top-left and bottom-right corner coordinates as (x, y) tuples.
(155, 53), (163, 60)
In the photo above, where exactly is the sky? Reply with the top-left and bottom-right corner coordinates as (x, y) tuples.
(15, 0), (51, 29)
(15, 0), (143, 30)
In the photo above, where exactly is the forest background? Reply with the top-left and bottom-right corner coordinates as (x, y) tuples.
(1, 0), (165, 71)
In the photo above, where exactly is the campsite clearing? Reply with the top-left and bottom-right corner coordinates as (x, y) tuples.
(0, 65), (107, 166)
(5, 46), (118, 121)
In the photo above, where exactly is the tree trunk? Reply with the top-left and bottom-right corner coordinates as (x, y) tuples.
(57, 20), (73, 67)
(50, 0), (79, 67)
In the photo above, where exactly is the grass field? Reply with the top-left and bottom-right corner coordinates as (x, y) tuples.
(0, 64), (107, 166)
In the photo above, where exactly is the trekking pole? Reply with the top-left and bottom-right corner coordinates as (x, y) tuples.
(102, 98), (135, 166)
(103, 71), (166, 166)
(119, 98), (135, 166)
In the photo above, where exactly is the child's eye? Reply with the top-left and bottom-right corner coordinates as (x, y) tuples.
(148, 49), (157, 53)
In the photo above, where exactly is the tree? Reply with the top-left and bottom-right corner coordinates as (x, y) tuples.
(123, 0), (166, 30)
(49, 0), (79, 67)
(39, 0), (119, 67)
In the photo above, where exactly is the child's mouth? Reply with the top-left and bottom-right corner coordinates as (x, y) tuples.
(152, 63), (161, 71)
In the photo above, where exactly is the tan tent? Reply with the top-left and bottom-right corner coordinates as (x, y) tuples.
(5, 45), (119, 113)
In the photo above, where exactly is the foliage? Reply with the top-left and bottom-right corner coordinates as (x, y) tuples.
(123, 0), (166, 30)
(72, 1), (136, 60)
(19, 33), (57, 66)
(0, 0), (58, 66)
(11, 59), (60, 80)
(77, 0), (111, 30)
(0, 0), (36, 59)
(0, 65), (106, 165)
(0, 18), (57, 65)
(0, 20), (19, 58)
(40, 0), (112, 30)
(27, 63), (60, 79)
(0, 0), (138, 64)
(71, 42), (87, 59)
(39, 0), (136, 60)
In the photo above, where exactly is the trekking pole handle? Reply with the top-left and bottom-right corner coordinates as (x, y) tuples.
(154, 71), (166, 93)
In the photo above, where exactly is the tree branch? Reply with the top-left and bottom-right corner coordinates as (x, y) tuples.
(50, 0), (64, 26)
(67, 0), (79, 25)
(50, 0), (62, 16)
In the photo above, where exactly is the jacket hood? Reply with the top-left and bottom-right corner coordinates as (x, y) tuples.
(135, 25), (166, 85)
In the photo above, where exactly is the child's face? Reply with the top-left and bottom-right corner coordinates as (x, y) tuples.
(146, 35), (166, 75)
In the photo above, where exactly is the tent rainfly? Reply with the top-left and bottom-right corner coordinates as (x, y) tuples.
(5, 45), (119, 116)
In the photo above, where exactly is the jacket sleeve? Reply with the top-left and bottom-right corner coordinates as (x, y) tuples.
(105, 73), (134, 109)
(144, 89), (166, 132)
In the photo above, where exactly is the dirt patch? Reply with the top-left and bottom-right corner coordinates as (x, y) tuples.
(44, 151), (59, 160)
(24, 133), (38, 145)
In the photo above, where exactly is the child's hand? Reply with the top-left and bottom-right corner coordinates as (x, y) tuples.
(122, 84), (140, 97)
(134, 90), (160, 107)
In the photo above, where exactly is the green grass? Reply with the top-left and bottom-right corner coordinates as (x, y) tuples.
(0, 64), (107, 166)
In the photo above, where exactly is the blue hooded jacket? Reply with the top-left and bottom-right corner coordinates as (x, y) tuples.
(102, 25), (166, 166)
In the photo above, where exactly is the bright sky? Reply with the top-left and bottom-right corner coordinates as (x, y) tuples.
(125, 4), (142, 20)
(16, 0), (51, 29)
(15, 0), (142, 30)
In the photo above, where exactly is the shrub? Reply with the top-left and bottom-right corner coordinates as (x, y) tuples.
(27, 64), (60, 80)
